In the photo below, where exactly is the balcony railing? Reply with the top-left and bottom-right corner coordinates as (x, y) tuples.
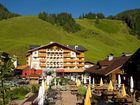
(39, 49), (46, 52)
(77, 64), (84, 67)
(64, 59), (75, 62)
(64, 68), (85, 72)
(77, 54), (84, 58)
(38, 53), (46, 57)
(64, 64), (77, 67)
(39, 59), (46, 63)
(40, 63), (46, 67)
(63, 54), (71, 57)
(64, 50), (70, 52)
(47, 49), (63, 52)
(76, 59), (84, 62)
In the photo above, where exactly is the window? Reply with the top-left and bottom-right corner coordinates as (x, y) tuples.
(34, 57), (37, 59)
(34, 51), (37, 54)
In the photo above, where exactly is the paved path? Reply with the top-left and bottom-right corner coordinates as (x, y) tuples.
(21, 93), (38, 105)
(55, 91), (77, 105)
(61, 91), (77, 105)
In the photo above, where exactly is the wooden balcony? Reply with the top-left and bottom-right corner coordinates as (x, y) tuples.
(64, 64), (77, 67)
(40, 63), (46, 67)
(64, 68), (85, 72)
(64, 50), (71, 53)
(39, 49), (46, 52)
(77, 64), (84, 67)
(39, 59), (46, 63)
(77, 54), (84, 58)
(38, 53), (46, 57)
(76, 59), (84, 62)
(64, 59), (75, 62)
(63, 54), (71, 57)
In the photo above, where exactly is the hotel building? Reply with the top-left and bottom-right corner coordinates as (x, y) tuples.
(27, 42), (87, 74)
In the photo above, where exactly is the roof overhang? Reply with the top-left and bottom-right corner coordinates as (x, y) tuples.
(27, 42), (81, 53)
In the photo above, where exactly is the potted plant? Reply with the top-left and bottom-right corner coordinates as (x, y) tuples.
(77, 85), (86, 101)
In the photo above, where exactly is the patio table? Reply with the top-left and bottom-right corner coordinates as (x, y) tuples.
(94, 86), (108, 92)
(114, 94), (132, 105)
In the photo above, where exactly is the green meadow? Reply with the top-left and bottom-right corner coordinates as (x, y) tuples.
(0, 16), (140, 64)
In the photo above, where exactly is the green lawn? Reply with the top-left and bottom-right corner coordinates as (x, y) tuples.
(0, 16), (140, 64)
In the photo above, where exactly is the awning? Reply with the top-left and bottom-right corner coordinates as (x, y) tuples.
(56, 69), (65, 72)
(56, 69), (85, 73)
(64, 69), (84, 72)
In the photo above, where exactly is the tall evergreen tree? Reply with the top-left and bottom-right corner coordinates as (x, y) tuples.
(0, 52), (15, 105)
(0, 3), (20, 20)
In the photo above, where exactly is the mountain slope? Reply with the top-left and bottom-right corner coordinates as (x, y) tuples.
(116, 9), (140, 36)
(0, 16), (140, 64)
(0, 3), (19, 20)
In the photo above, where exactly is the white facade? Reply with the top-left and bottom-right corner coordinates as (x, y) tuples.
(27, 42), (85, 72)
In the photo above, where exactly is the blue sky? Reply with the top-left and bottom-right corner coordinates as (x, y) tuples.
(1, 0), (140, 18)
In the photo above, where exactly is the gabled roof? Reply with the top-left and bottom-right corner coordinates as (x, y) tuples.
(29, 45), (40, 50)
(85, 61), (95, 65)
(123, 48), (140, 67)
(97, 57), (119, 66)
(27, 42), (86, 53)
(85, 56), (130, 76)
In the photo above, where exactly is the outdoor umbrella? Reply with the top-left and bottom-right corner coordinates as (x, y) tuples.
(89, 76), (91, 85)
(130, 76), (134, 93)
(81, 74), (84, 82)
(100, 77), (103, 86)
(76, 79), (81, 87)
(87, 84), (92, 98)
(84, 94), (91, 105)
(84, 75), (87, 84)
(46, 76), (50, 85)
(75, 78), (78, 84)
(38, 86), (42, 99)
(41, 80), (45, 95)
(57, 81), (60, 88)
(54, 78), (57, 89)
(118, 75), (121, 88)
(44, 82), (48, 92)
(92, 77), (95, 88)
(84, 84), (92, 105)
(121, 84), (127, 97)
(38, 96), (44, 105)
(108, 80), (114, 91)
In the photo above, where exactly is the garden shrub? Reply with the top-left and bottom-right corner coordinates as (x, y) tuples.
(31, 85), (39, 93)
(9, 86), (30, 100)
(77, 85), (87, 96)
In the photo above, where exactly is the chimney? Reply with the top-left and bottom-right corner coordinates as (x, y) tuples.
(75, 45), (78, 50)
(108, 53), (114, 61)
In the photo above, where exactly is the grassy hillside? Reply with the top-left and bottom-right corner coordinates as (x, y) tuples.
(0, 16), (140, 64)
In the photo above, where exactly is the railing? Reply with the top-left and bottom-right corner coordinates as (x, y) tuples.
(38, 53), (46, 57)
(40, 63), (46, 67)
(77, 64), (84, 67)
(77, 54), (84, 58)
(64, 68), (85, 72)
(64, 59), (75, 62)
(38, 49), (46, 52)
(63, 54), (71, 57)
(64, 64), (77, 67)
(76, 59), (84, 62)
(39, 59), (46, 63)
(64, 50), (70, 52)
